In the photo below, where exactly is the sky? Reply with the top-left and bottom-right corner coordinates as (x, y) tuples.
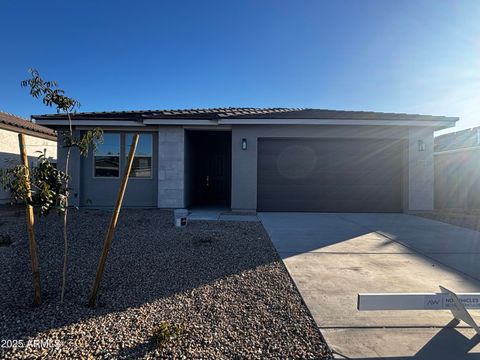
(0, 0), (479, 135)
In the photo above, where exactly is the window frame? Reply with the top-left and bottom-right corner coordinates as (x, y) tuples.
(92, 133), (121, 179)
(125, 133), (154, 180)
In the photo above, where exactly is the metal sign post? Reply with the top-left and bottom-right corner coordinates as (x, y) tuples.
(358, 285), (480, 335)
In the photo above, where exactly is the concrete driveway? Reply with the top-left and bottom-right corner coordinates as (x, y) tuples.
(259, 212), (480, 359)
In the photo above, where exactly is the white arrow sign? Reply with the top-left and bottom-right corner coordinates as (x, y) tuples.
(358, 286), (480, 335)
(358, 292), (480, 311)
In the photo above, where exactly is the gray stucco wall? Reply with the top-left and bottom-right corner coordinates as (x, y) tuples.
(231, 125), (434, 212)
(79, 131), (158, 207)
(56, 127), (178, 209)
(59, 123), (434, 212)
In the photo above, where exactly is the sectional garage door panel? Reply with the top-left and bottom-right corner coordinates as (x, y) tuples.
(257, 138), (404, 212)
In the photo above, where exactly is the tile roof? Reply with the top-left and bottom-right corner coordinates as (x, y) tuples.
(0, 111), (56, 138)
(32, 107), (458, 122)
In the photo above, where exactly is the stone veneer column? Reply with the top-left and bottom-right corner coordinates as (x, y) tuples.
(157, 127), (184, 208)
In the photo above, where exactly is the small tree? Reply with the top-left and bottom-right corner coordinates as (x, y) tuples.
(13, 68), (103, 303)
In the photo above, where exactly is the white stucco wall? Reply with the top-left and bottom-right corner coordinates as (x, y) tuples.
(407, 127), (434, 211)
(0, 128), (57, 203)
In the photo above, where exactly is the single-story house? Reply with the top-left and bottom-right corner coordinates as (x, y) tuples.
(0, 111), (57, 204)
(33, 108), (457, 213)
(434, 126), (480, 209)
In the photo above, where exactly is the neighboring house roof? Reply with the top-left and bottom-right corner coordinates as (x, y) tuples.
(32, 107), (458, 131)
(435, 127), (480, 152)
(0, 111), (57, 140)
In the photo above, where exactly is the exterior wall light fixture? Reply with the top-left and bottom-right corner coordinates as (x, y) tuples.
(241, 138), (247, 150)
(418, 140), (426, 152)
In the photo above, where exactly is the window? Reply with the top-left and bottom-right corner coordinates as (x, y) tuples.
(126, 133), (153, 178)
(94, 133), (120, 177)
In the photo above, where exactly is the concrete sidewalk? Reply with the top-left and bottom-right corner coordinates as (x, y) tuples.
(259, 212), (480, 359)
(187, 207), (259, 221)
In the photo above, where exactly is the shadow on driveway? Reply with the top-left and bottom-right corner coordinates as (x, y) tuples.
(259, 212), (480, 359)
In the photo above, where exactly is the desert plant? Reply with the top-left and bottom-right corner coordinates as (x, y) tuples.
(0, 151), (69, 216)
(152, 322), (184, 347)
(19, 68), (103, 302)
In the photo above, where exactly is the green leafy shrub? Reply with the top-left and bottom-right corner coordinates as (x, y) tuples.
(152, 322), (184, 347)
(0, 152), (69, 216)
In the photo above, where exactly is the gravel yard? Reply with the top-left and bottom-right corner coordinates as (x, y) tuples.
(0, 207), (331, 359)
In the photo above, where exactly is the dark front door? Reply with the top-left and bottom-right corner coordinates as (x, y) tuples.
(186, 131), (232, 207)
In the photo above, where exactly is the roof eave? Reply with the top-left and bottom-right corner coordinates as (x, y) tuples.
(35, 119), (145, 127)
(0, 122), (57, 141)
(217, 118), (458, 128)
(35, 117), (458, 129)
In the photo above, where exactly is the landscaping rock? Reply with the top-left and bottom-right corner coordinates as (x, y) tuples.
(0, 234), (12, 246)
(0, 208), (332, 359)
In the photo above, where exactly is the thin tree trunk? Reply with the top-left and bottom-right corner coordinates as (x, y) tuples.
(60, 172), (69, 303)
(18, 134), (42, 305)
(89, 134), (139, 307)
(60, 111), (73, 303)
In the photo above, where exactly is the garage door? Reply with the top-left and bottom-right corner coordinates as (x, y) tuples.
(257, 138), (404, 212)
